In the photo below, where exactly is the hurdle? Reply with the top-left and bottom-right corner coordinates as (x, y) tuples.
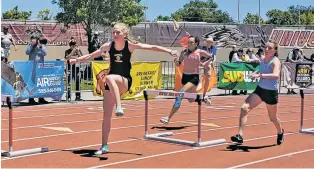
(1, 95), (49, 157)
(143, 90), (226, 147)
(299, 89), (314, 134)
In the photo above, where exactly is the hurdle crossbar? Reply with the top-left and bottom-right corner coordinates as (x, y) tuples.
(299, 89), (314, 134)
(1, 95), (49, 157)
(143, 90), (226, 147)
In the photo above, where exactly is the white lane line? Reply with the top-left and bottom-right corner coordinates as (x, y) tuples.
(86, 133), (298, 168)
(226, 148), (314, 169)
(1, 104), (215, 121)
(2, 116), (312, 144)
(2, 116), (312, 162)
(1, 112), (193, 131)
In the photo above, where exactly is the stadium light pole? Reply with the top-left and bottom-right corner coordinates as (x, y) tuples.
(258, 0), (261, 26)
(238, 0), (240, 23)
(143, 4), (148, 22)
(299, 8), (301, 27)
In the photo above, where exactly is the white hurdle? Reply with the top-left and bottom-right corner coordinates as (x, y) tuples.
(299, 89), (314, 134)
(1, 95), (49, 157)
(143, 90), (226, 147)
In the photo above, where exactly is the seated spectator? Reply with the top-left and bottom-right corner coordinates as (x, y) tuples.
(256, 47), (265, 61)
(231, 48), (248, 95)
(232, 48), (249, 62)
(246, 48), (259, 63)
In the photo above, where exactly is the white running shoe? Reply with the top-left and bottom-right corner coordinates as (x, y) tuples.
(203, 95), (212, 105)
(160, 117), (169, 124)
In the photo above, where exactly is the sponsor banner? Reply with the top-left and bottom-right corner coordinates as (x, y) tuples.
(92, 62), (162, 99)
(282, 62), (314, 89)
(295, 63), (313, 88)
(270, 29), (314, 48)
(1, 61), (64, 102)
(218, 63), (260, 90)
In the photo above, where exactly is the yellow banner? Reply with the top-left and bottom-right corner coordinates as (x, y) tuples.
(92, 61), (162, 99)
(92, 61), (110, 97)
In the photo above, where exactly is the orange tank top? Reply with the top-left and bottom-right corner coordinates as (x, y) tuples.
(183, 49), (201, 74)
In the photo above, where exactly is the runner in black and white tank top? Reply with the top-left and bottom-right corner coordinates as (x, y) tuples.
(105, 40), (133, 91)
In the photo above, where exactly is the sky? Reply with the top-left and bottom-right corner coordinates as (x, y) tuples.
(2, 0), (314, 22)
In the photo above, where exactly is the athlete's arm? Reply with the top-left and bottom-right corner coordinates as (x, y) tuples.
(199, 49), (213, 66)
(128, 42), (179, 57)
(70, 42), (111, 64)
(175, 50), (185, 66)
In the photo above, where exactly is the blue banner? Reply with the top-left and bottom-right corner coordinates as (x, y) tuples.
(1, 61), (64, 103)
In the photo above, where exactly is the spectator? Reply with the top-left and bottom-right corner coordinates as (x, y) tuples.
(246, 48), (259, 63)
(65, 38), (83, 101)
(229, 45), (237, 62)
(232, 48), (249, 63)
(25, 35), (48, 104)
(285, 47), (304, 94)
(200, 36), (217, 62)
(286, 47), (304, 63)
(231, 48), (249, 95)
(89, 32), (102, 60)
(1, 26), (17, 63)
(256, 47), (265, 61)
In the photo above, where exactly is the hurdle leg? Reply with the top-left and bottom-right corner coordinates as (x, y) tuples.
(8, 97), (13, 152)
(144, 91), (148, 137)
(300, 89), (304, 132)
(197, 95), (202, 144)
(1, 96), (49, 158)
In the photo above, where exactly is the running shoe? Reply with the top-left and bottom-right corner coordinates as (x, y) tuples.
(160, 117), (169, 124)
(277, 129), (284, 145)
(203, 95), (212, 105)
(94, 144), (109, 155)
(231, 134), (243, 144)
(116, 107), (124, 117)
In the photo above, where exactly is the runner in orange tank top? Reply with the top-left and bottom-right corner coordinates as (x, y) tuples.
(160, 36), (213, 124)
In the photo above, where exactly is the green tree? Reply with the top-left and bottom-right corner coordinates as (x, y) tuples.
(52, 0), (145, 53)
(300, 12), (314, 25)
(156, 15), (171, 21)
(243, 13), (264, 24)
(37, 9), (53, 20)
(288, 5), (314, 25)
(265, 9), (295, 25)
(2, 6), (32, 20)
(163, 0), (232, 23)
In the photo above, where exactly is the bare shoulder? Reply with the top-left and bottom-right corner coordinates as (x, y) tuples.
(273, 57), (281, 65)
(100, 42), (112, 51)
(271, 57), (281, 68)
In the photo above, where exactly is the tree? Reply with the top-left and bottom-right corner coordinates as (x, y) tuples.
(243, 13), (264, 24)
(156, 0), (233, 23)
(301, 12), (314, 25)
(37, 9), (53, 20)
(265, 5), (314, 25)
(2, 6), (32, 20)
(288, 5), (314, 25)
(156, 15), (171, 21)
(265, 9), (295, 25)
(52, 0), (145, 52)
